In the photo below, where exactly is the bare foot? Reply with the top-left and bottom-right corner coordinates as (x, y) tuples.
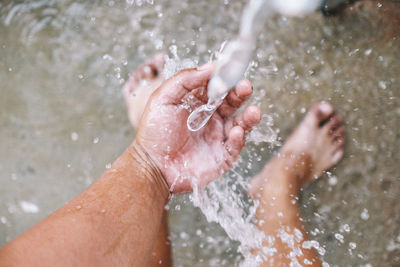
(251, 102), (345, 196)
(123, 54), (165, 128)
(280, 102), (345, 182)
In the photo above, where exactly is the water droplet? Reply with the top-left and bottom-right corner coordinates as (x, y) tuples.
(304, 259), (312, 265)
(1, 217), (7, 224)
(334, 233), (344, 243)
(378, 81), (387, 90)
(102, 54), (112, 61)
(19, 201), (40, 213)
(71, 132), (79, 141)
(328, 174), (338, 186)
(360, 208), (369, 221)
(364, 48), (372, 56)
(179, 231), (189, 239)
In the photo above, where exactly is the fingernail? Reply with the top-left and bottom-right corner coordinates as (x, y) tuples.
(197, 62), (212, 71)
(237, 79), (248, 87)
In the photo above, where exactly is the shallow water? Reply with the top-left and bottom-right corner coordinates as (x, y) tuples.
(0, 0), (399, 266)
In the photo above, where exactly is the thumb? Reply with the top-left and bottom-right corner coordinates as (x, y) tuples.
(155, 62), (214, 104)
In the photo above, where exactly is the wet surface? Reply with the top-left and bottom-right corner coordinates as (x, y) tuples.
(1, 0), (399, 266)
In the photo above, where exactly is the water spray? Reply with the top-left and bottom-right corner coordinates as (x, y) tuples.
(187, 0), (322, 132)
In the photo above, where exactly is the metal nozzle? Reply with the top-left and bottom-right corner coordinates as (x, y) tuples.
(321, 0), (356, 15)
(321, 0), (400, 16)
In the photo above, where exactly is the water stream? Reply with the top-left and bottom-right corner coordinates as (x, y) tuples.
(187, 0), (321, 132)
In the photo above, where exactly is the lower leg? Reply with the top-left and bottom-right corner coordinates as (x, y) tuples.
(253, 156), (321, 266)
(251, 102), (345, 266)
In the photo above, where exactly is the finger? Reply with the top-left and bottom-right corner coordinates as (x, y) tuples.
(223, 126), (245, 169)
(230, 106), (262, 132)
(218, 79), (253, 117)
(226, 79), (253, 107)
(155, 62), (214, 104)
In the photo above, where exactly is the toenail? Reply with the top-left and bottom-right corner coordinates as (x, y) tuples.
(143, 66), (151, 74)
(319, 103), (332, 114)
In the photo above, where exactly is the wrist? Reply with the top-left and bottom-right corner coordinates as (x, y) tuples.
(124, 141), (171, 200)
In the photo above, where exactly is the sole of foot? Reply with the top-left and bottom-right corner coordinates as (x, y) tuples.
(123, 53), (165, 129)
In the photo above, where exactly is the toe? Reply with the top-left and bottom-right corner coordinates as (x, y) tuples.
(136, 54), (166, 80)
(333, 136), (345, 147)
(332, 125), (345, 137)
(332, 149), (344, 165)
(151, 53), (166, 76)
(307, 102), (334, 127)
(325, 115), (342, 134)
(135, 62), (152, 80)
(124, 54), (166, 97)
(122, 75), (137, 97)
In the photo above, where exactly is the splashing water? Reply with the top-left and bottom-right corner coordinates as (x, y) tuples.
(163, 45), (198, 80)
(187, 0), (322, 132)
(185, 0), (323, 265)
(190, 171), (276, 266)
(3, 0), (397, 266)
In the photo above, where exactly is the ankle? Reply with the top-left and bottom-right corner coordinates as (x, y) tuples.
(276, 150), (314, 188)
(250, 153), (313, 201)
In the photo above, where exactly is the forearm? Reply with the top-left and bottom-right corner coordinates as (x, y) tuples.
(148, 210), (172, 267)
(0, 142), (169, 267)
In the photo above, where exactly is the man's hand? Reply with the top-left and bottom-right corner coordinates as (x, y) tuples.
(134, 63), (261, 193)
